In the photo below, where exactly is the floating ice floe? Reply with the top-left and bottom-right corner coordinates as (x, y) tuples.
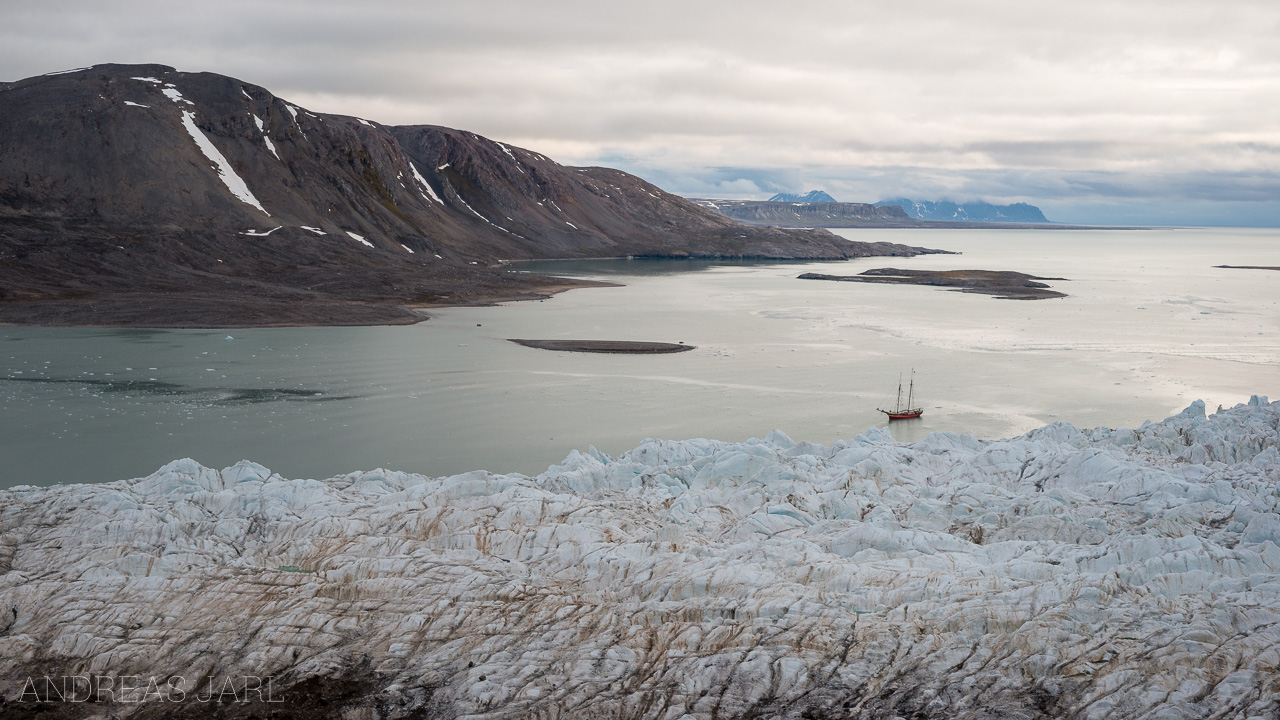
(1, 399), (1277, 718)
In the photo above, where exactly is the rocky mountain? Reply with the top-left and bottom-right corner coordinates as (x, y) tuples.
(2, 397), (1277, 718)
(876, 198), (1051, 223)
(0, 64), (939, 326)
(766, 190), (837, 203)
(690, 198), (918, 227)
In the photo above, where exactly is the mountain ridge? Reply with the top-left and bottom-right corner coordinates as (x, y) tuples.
(0, 64), (941, 326)
(767, 190), (837, 203)
(876, 198), (1051, 223)
(690, 198), (915, 226)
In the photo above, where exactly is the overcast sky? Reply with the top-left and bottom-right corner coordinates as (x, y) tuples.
(4, 0), (1279, 225)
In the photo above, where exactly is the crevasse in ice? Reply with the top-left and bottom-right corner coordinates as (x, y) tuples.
(1, 397), (1277, 718)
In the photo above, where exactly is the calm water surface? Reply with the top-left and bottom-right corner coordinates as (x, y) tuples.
(2, 227), (1277, 487)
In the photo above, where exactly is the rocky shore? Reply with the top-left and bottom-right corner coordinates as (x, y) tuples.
(508, 339), (694, 354)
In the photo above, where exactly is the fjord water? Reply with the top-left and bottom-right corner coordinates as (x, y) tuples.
(2, 227), (1277, 488)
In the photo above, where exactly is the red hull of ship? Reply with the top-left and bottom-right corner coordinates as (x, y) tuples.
(882, 410), (923, 420)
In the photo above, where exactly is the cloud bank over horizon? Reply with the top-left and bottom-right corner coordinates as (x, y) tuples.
(4, 0), (1278, 225)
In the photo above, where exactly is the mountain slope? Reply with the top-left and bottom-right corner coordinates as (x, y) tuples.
(0, 64), (940, 326)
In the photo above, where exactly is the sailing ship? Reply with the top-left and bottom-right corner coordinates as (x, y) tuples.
(878, 370), (923, 420)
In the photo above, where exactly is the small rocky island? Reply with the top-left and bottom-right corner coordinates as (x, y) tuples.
(799, 268), (1068, 300)
(509, 339), (694, 353)
(1216, 265), (1280, 271)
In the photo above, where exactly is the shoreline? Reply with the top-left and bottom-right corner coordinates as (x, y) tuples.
(0, 276), (618, 330)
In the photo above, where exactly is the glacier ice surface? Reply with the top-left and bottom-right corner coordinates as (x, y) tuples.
(1, 398), (1278, 718)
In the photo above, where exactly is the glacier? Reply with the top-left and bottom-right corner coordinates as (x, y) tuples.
(1, 397), (1277, 718)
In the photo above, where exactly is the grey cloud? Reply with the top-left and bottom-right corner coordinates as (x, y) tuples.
(3, 0), (1279, 225)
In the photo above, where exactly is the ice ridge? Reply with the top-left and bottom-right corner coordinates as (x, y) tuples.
(1, 398), (1277, 718)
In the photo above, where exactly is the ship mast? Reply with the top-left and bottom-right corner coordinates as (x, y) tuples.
(896, 374), (903, 413)
(907, 369), (915, 410)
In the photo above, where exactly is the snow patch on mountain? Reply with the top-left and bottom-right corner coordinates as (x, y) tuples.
(409, 162), (443, 204)
(345, 231), (374, 248)
(251, 114), (280, 160)
(176, 110), (269, 216)
(240, 226), (282, 237)
(160, 87), (193, 106)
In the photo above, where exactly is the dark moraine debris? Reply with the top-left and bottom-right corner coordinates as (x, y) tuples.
(1215, 265), (1280, 271)
(799, 268), (1068, 300)
(509, 339), (694, 354)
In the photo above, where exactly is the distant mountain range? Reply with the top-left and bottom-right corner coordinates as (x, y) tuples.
(0, 64), (939, 326)
(691, 198), (919, 228)
(876, 198), (1050, 223)
(767, 190), (837, 203)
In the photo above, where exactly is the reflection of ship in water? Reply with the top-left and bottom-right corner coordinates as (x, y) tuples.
(878, 370), (923, 420)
